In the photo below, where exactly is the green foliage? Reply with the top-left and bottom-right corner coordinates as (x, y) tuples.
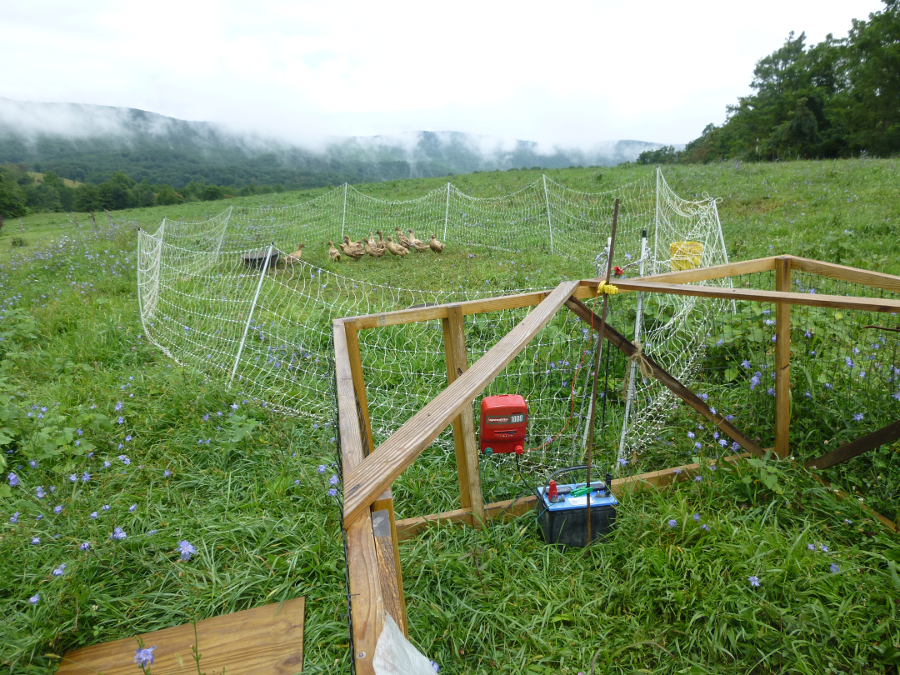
(676, 1), (900, 163)
(1, 160), (900, 673)
(0, 166), (28, 218)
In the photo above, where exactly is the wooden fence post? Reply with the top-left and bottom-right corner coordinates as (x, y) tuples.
(345, 326), (375, 456)
(442, 305), (485, 524)
(775, 257), (792, 458)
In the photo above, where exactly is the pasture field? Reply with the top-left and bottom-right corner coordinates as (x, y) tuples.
(1, 159), (899, 674)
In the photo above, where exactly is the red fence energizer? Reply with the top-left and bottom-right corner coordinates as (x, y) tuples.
(479, 394), (528, 455)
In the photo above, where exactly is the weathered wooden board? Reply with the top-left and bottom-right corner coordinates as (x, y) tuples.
(395, 454), (753, 540)
(805, 419), (900, 470)
(345, 284), (595, 331)
(774, 257), (792, 459)
(790, 256), (900, 293)
(342, 281), (581, 527)
(613, 280), (900, 312)
(55, 598), (305, 675)
(624, 255), (779, 284)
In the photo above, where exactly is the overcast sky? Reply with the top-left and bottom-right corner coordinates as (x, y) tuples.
(0, 0), (886, 148)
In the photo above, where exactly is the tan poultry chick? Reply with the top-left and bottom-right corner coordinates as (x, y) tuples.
(429, 235), (444, 253)
(385, 236), (409, 258)
(328, 241), (342, 262)
(365, 236), (385, 258)
(340, 235), (364, 259)
(407, 229), (430, 252)
(395, 227), (412, 249)
(284, 243), (305, 265)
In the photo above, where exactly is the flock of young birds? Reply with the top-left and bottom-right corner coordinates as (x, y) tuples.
(273, 228), (443, 268)
(327, 228), (444, 262)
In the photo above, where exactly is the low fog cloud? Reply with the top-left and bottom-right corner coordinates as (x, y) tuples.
(0, 0), (885, 149)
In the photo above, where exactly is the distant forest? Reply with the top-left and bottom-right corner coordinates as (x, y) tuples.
(639, 0), (899, 164)
(0, 164), (294, 218)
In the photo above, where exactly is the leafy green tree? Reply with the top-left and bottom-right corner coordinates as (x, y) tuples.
(0, 167), (28, 217)
(841, 0), (900, 155)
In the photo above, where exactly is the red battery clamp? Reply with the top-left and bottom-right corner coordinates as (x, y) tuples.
(479, 394), (528, 455)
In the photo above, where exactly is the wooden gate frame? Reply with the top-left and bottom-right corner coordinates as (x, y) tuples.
(333, 255), (900, 674)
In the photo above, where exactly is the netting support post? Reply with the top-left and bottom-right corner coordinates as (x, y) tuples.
(774, 256), (792, 458)
(229, 244), (273, 388)
(617, 230), (648, 465)
(542, 174), (554, 254)
(653, 167), (661, 274)
(443, 182), (451, 242)
(341, 183), (348, 240)
(442, 305), (485, 525)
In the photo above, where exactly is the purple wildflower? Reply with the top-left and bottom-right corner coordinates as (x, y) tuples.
(668, 519), (677, 528)
(29, 594), (39, 605)
(129, 504), (136, 512)
(69, 474), (77, 483)
(327, 488), (338, 497)
(31, 537), (40, 545)
(54, 505), (63, 514)
(693, 513), (700, 522)
(178, 540), (196, 561)
(134, 645), (156, 669)
(10, 512), (19, 524)
(694, 475), (702, 483)
(115, 402), (123, 412)
(90, 511), (98, 519)
(81, 472), (91, 482)
(7, 473), (19, 487)
(829, 563), (839, 574)
(853, 413), (863, 421)
(110, 527), (126, 541)
(52, 564), (66, 576)
(701, 524), (709, 531)
(80, 542), (90, 551)
(329, 475), (339, 486)
(687, 431), (695, 439)
(748, 576), (760, 587)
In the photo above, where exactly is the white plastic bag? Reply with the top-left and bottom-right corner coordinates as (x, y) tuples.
(373, 613), (438, 675)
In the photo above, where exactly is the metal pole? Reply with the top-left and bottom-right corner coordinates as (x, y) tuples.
(443, 182), (451, 241)
(712, 199), (738, 313)
(585, 198), (619, 545)
(618, 231), (648, 465)
(542, 174), (554, 254)
(229, 244), (273, 388)
(582, 235), (612, 453)
(341, 183), (348, 240)
(653, 167), (661, 274)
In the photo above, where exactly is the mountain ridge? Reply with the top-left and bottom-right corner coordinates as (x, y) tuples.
(0, 98), (670, 188)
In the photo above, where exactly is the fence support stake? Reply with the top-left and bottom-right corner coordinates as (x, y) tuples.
(341, 183), (348, 239)
(775, 256), (791, 458)
(229, 244), (273, 388)
(443, 182), (451, 242)
(543, 174), (554, 254)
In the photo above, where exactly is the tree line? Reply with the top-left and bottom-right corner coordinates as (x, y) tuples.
(0, 164), (289, 218)
(639, 0), (899, 164)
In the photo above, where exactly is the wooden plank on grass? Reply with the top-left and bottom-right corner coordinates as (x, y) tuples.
(55, 597), (305, 675)
(774, 257), (791, 459)
(342, 281), (581, 527)
(790, 256), (900, 293)
(565, 297), (765, 458)
(612, 280), (900, 313)
(442, 305), (485, 523)
(805, 419), (900, 471)
(395, 454), (752, 540)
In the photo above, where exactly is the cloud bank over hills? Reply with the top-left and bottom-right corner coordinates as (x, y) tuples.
(0, 98), (669, 188)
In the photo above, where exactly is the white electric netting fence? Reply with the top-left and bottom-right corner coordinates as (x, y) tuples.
(138, 170), (730, 481)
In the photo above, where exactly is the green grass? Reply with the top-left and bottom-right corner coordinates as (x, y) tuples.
(1, 158), (899, 674)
